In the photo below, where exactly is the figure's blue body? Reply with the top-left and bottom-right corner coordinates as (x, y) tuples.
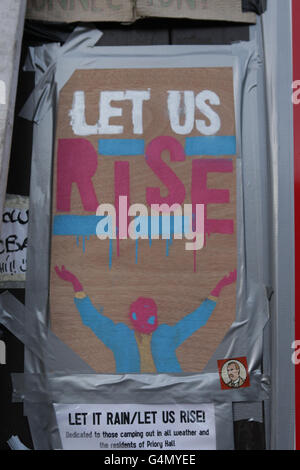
(74, 296), (217, 373)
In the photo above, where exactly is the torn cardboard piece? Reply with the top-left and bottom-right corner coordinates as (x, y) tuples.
(26, 0), (134, 23)
(26, 0), (256, 24)
(136, 0), (257, 23)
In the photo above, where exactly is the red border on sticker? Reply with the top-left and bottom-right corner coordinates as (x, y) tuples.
(217, 357), (250, 390)
(292, 0), (300, 450)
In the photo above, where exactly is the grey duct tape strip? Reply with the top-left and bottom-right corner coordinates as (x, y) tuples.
(0, 281), (26, 289)
(229, 17), (271, 433)
(19, 26), (103, 123)
(242, 0), (267, 15)
(11, 371), (269, 406)
(0, 290), (269, 405)
(0, 291), (94, 373)
(16, 30), (271, 449)
(233, 401), (264, 423)
(26, 402), (60, 450)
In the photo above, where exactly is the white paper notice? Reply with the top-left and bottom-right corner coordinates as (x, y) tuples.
(0, 196), (28, 281)
(54, 403), (216, 450)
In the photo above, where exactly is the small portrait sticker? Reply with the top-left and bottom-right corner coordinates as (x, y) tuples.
(218, 357), (250, 390)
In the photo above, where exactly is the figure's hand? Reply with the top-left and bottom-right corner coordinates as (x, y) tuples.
(55, 265), (75, 283)
(55, 265), (83, 292)
(210, 269), (237, 298)
(219, 270), (237, 288)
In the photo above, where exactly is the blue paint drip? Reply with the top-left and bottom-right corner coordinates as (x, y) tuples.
(109, 239), (113, 270)
(166, 239), (169, 257)
(135, 239), (138, 264)
(76, 236), (80, 247)
(82, 236), (85, 253)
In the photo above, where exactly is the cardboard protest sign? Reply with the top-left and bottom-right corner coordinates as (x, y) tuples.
(136, 0), (256, 23)
(50, 66), (237, 374)
(26, 0), (134, 23)
(25, 0), (256, 24)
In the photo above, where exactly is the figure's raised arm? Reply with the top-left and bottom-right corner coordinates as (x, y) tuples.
(172, 269), (237, 348)
(210, 270), (237, 298)
(54, 265), (116, 349)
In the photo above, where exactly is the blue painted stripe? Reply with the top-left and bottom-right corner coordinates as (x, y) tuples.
(53, 215), (191, 238)
(98, 139), (145, 156)
(185, 136), (236, 156)
(53, 215), (105, 236)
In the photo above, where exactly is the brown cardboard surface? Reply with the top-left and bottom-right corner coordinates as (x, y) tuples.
(26, 0), (256, 24)
(136, 0), (256, 23)
(50, 66), (237, 374)
(26, 0), (134, 23)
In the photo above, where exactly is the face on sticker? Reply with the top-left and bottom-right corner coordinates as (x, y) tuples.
(227, 362), (240, 382)
(129, 297), (158, 334)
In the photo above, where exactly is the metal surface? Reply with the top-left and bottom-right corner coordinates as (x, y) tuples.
(0, 0), (26, 233)
(261, 0), (295, 450)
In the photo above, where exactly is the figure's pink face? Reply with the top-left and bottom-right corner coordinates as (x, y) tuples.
(129, 297), (158, 334)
